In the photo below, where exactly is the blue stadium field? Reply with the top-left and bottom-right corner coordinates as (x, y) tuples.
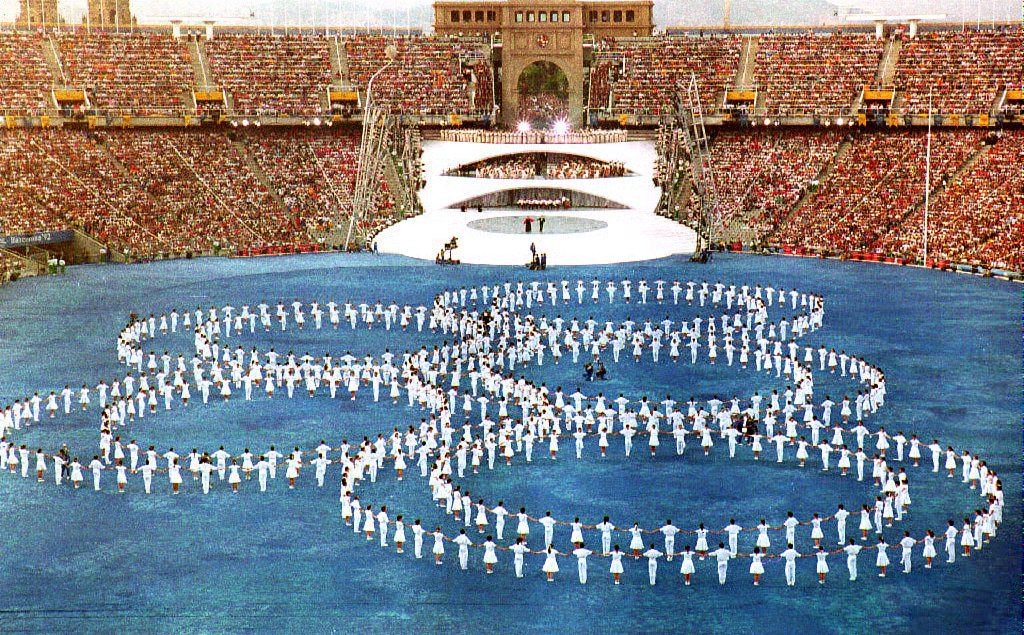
(0, 252), (1017, 633)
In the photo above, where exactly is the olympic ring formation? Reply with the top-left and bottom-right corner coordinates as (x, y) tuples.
(0, 278), (1004, 587)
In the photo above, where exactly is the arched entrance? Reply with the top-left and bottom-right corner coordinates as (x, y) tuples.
(503, 55), (583, 128)
(516, 61), (569, 128)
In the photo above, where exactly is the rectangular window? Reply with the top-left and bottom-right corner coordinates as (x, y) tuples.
(563, 11), (571, 22)
(589, 10), (597, 21)
(601, 10), (609, 22)
(626, 10), (635, 21)
(515, 11), (523, 22)
(613, 10), (622, 22)
(462, 10), (471, 21)
(451, 10), (459, 22)
(527, 11), (535, 21)
(487, 10), (496, 21)
(539, 11), (547, 21)
(550, 11), (558, 22)
(475, 10), (483, 21)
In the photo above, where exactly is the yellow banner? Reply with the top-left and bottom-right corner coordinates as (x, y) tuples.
(726, 90), (756, 101)
(54, 90), (85, 102)
(857, 113), (867, 126)
(979, 114), (989, 127)
(329, 90), (359, 102)
(40, 115), (50, 128)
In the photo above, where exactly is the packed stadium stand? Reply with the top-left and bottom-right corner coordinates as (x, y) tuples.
(696, 129), (845, 236)
(0, 26), (1020, 278)
(343, 35), (487, 115)
(0, 126), (386, 258)
(894, 29), (1024, 116)
(1, 128), (161, 254)
(879, 129), (1024, 271)
(0, 32), (54, 112)
(239, 125), (397, 238)
(774, 129), (985, 251)
(591, 35), (742, 116)
(55, 33), (196, 114)
(752, 33), (883, 116)
(204, 33), (335, 116)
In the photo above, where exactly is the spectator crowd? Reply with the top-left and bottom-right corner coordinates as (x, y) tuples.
(896, 27), (1024, 116)
(0, 27), (1021, 280)
(0, 126), (407, 262)
(591, 35), (741, 116)
(0, 28), (1021, 119)
(694, 129), (844, 236)
(344, 35), (487, 115)
(775, 129), (983, 253)
(56, 32), (196, 115)
(879, 129), (1023, 271)
(205, 33), (335, 116)
(0, 32), (53, 113)
(754, 32), (883, 117)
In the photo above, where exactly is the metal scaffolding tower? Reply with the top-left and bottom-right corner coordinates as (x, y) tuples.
(343, 105), (397, 248)
(676, 72), (721, 261)
(330, 48), (397, 249)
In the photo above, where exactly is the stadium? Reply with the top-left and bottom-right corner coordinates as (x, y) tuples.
(0, 0), (1019, 630)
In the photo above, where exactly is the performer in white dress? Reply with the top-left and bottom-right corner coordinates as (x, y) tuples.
(542, 546), (560, 581)
(749, 547), (765, 586)
(609, 546), (625, 585)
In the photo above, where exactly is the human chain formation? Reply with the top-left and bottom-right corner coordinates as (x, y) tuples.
(0, 279), (1003, 587)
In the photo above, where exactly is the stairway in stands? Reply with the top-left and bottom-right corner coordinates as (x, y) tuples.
(766, 136), (854, 242)
(875, 37), (901, 86)
(39, 36), (69, 112)
(187, 38), (214, 88)
(382, 153), (416, 220)
(188, 38), (232, 115)
(871, 138), (993, 250)
(876, 37), (902, 112)
(231, 136), (288, 210)
(734, 35), (759, 89)
(94, 136), (133, 179)
(330, 37), (350, 86)
(40, 36), (67, 86)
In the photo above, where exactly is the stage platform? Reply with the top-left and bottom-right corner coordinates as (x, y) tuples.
(375, 140), (697, 265)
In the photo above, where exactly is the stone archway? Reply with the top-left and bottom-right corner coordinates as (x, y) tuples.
(515, 61), (570, 128)
(502, 53), (584, 127)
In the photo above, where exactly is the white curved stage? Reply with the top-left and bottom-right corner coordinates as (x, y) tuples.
(375, 140), (697, 265)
